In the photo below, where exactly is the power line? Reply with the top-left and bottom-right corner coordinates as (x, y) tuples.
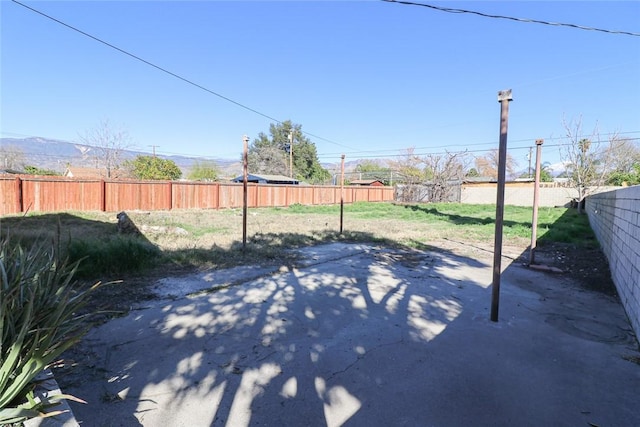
(319, 131), (640, 157)
(382, 0), (640, 37)
(5, 131), (638, 163)
(9, 0), (354, 151)
(319, 138), (640, 161)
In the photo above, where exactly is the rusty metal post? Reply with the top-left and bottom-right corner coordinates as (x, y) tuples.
(529, 139), (544, 265)
(242, 135), (249, 250)
(340, 154), (345, 234)
(491, 89), (513, 322)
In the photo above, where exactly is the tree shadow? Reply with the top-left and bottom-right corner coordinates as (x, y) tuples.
(0, 211), (157, 254)
(0, 212), (116, 243)
(7, 209), (635, 425)
(57, 238), (494, 426)
(403, 204), (526, 228)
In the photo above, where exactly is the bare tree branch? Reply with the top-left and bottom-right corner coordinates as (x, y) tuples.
(560, 116), (613, 213)
(79, 119), (132, 178)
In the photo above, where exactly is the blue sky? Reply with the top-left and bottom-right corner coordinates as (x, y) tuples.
(1, 1), (639, 168)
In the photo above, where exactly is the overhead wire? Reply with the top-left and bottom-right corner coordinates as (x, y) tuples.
(9, 0), (355, 151)
(382, 0), (640, 37)
(8, 0), (640, 161)
(319, 131), (640, 158)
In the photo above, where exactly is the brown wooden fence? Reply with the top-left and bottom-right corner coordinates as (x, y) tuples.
(0, 176), (395, 215)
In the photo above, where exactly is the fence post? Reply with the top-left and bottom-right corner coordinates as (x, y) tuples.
(100, 179), (106, 211)
(167, 181), (173, 210)
(215, 182), (220, 210)
(254, 183), (259, 207)
(15, 177), (23, 213)
(340, 154), (345, 234)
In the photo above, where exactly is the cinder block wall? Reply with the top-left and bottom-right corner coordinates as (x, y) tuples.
(586, 186), (640, 338)
(461, 184), (578, 206)
(461, 184), (620, 207)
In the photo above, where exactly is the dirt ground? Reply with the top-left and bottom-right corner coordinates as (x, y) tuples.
(532, 242), (617, 295)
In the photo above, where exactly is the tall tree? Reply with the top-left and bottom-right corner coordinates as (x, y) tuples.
(388, 147), (426, 202)
(518, 161), (554, 182)
(424, 151), (469, 202)
(0, 145), (25, 170)
(79, 119), (131, 178)
(188, 160), (219, 181)
(560, 117), (614, 213)
(474, 149), (518, 180)
(601, 136), (640, 186)
(605, 137), (640, 178)
(354, 160), (392, 184)
(247, 121), (330, 183)
(125, 155), (182, 180)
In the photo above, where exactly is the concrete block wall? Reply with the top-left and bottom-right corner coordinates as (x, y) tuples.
(461, 184), (620, 207)
(586, 186), (640, 338)
(461, 185), (578, 207)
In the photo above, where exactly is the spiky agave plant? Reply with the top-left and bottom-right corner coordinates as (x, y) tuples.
(0, 237), (101, 423)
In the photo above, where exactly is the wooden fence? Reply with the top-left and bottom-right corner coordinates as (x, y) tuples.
(0, 176), (395, 215)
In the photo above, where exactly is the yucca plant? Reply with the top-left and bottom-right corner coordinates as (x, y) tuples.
(0, 237), (101, 424)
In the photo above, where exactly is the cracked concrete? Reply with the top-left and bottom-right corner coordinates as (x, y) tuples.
(59, 243), (639, 426)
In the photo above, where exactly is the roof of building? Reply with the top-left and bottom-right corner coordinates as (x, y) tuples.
(231, 174), (300, 184)
(0, 168), (24, 175)
(349, 179), (385, 186)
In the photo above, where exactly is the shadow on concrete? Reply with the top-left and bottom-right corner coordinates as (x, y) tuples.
(6, 208), (635, 425)
(59, 241), (495, 426)
(58, 231), (640, 426)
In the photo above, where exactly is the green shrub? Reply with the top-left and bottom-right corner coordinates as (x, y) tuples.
(0, 238), (101, 423)
(66, 236), (161, 277)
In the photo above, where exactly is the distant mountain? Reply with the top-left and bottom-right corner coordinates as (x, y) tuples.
(0, 137), (241, 178)
(1, 137), (400, 180)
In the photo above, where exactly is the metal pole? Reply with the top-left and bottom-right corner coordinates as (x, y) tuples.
(289, 131), (294, 179)
(490, 89), (513, 322)
(340, 154), (345, 234)
(529, 139), (544, 265)
(242, 135), (249, 250)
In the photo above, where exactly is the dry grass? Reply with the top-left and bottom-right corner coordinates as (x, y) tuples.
(0, 202), (593, 279)
(70, 208), (530, 253)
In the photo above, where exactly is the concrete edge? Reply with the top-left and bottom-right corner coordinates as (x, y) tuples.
(23, 370), (79, 427)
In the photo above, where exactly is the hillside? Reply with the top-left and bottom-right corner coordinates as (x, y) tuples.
(0, 137), (242, 178)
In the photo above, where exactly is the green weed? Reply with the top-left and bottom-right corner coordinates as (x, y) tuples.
(66, 236), (161, 278)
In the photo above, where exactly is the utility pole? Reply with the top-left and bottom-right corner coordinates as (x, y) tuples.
(288, 131), (294, 179)
(149, 145), (160, 158)
(340, 154), (345, 234)
(490, 89), (513, 323)
(242, 135), (249, 250)
(529, 139), (544, 265)
(528, 146), (533, 178)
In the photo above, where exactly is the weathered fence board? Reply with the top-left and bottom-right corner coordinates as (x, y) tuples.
(0, 176), (394, 215)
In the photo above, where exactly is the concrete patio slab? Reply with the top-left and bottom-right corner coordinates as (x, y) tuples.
(59, 243), (640, 426)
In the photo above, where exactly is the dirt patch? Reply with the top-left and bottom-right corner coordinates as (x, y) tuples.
(532, 242), (617, 296)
